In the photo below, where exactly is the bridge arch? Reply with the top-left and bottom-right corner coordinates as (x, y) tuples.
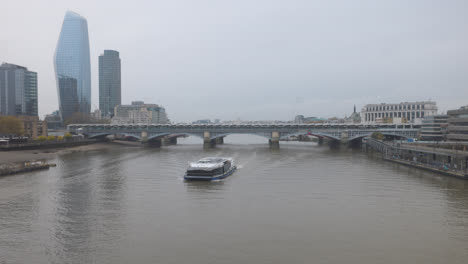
(87, 133), (112, 139)
(348, 132), (412, 142)
(209, 132), (272, 140)
(119, 133), (141, 140)
(280, 132), (341, 141)
(147, 133), (171, 142)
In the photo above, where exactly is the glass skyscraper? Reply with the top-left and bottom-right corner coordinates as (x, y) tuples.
(99, 50), (121, 118)
(0, 63), (38, 117)
(54, 11), (91, 121)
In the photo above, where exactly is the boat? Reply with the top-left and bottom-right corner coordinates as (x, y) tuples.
(184, 157), (236, 181)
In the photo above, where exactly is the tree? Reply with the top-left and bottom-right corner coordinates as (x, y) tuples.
(47, 135), (56, 141)
(371, 132), (384, 140)
(64, 132), (73, 140)
(37, 136), (47, 142)
(64, 112), (110, 126)
(0, 116), (24, 136)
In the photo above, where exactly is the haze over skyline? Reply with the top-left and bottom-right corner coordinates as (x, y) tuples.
(2, 0), (467, 122)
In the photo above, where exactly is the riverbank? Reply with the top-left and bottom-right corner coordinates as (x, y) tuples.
(365, 138), (468, 180)
(0, 142), (127, 165)
(384, 157), (467, 180)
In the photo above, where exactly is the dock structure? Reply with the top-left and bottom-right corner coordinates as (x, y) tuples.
(365, 138), (468, 179)
(0, 161), (52, 176)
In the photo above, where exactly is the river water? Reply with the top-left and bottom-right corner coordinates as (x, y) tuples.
(1, 135), (468, 264)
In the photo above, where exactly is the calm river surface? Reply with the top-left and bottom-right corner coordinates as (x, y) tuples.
(1, 135), (468, 264)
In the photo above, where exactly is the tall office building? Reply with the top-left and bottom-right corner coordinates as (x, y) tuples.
(58, 76), (79, 121)
(0, 63), (38, 117)
(54, 11), (91, 121)
(99, 50), (121, 117)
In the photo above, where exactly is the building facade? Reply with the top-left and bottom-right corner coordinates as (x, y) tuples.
(99, 50), (121, 118)
(45, 110), (62, 130)
(54, 11), (91, 121)
(294, 115), (326, 124)
(344, 105), (361, 124)
(58, 76), (79, 121)
(420, 115), (448, 141)
(17, 116), (47, 139)
(447, 106), (468, 141)
(361, 101), (437, 125)
(112, 101), (169, 124)
(0, 63), (38, 117)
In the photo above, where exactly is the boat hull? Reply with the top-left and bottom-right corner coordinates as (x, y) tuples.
(184, 166), (237, 181)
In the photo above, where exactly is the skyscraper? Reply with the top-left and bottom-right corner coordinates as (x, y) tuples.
(99, 50), (121, 117)
(0, 63), (38, 117)
(54, 11), (91, 121)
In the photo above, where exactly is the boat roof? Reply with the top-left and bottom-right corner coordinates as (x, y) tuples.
(188, 157), (233, 170)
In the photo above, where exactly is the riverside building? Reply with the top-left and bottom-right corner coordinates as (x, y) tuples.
(361, 101), (437, 125)
(0, 63), (38, 117)
(420, 115), (448, 141)
(447, 106), (468, 141)
(112, 101), (169, 124)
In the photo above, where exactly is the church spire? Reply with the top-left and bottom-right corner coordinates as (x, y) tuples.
(354, 104), (356, 113)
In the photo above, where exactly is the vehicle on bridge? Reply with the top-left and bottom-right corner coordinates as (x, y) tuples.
(184, 157), (236, 181)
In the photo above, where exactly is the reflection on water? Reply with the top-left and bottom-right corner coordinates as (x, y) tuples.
(1, 136), (468, 264)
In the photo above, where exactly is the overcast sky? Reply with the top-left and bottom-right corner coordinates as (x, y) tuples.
(1, 0), (467, 122)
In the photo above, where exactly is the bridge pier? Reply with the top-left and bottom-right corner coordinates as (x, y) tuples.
(318, 137), (324, 146)
(215, 137), (224, 145)
(141, 131), (148, 142)
(328, 140), (341, 149)
(269, 131), (280, 149)
(203, 131), (216, 148)
(162, 137), (177, 146)
(143, 138), (162, 147)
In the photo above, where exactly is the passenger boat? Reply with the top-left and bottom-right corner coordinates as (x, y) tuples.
(184, 157), (236, 181)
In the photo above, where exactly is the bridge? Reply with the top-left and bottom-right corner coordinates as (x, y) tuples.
(67, 123), (419, 147)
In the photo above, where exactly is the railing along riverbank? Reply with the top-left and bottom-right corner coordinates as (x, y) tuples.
(365, 138), (468, 179)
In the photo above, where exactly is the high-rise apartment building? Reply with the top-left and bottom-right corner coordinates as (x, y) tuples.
(0, 63), (38, 117)
(99, 50), (121, 117)
(54, 11), (91, 121)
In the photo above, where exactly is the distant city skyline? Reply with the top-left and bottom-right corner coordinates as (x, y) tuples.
(2, 0), (467, 122)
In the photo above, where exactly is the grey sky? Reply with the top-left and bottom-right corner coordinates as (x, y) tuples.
(2, 0), (467, 122)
